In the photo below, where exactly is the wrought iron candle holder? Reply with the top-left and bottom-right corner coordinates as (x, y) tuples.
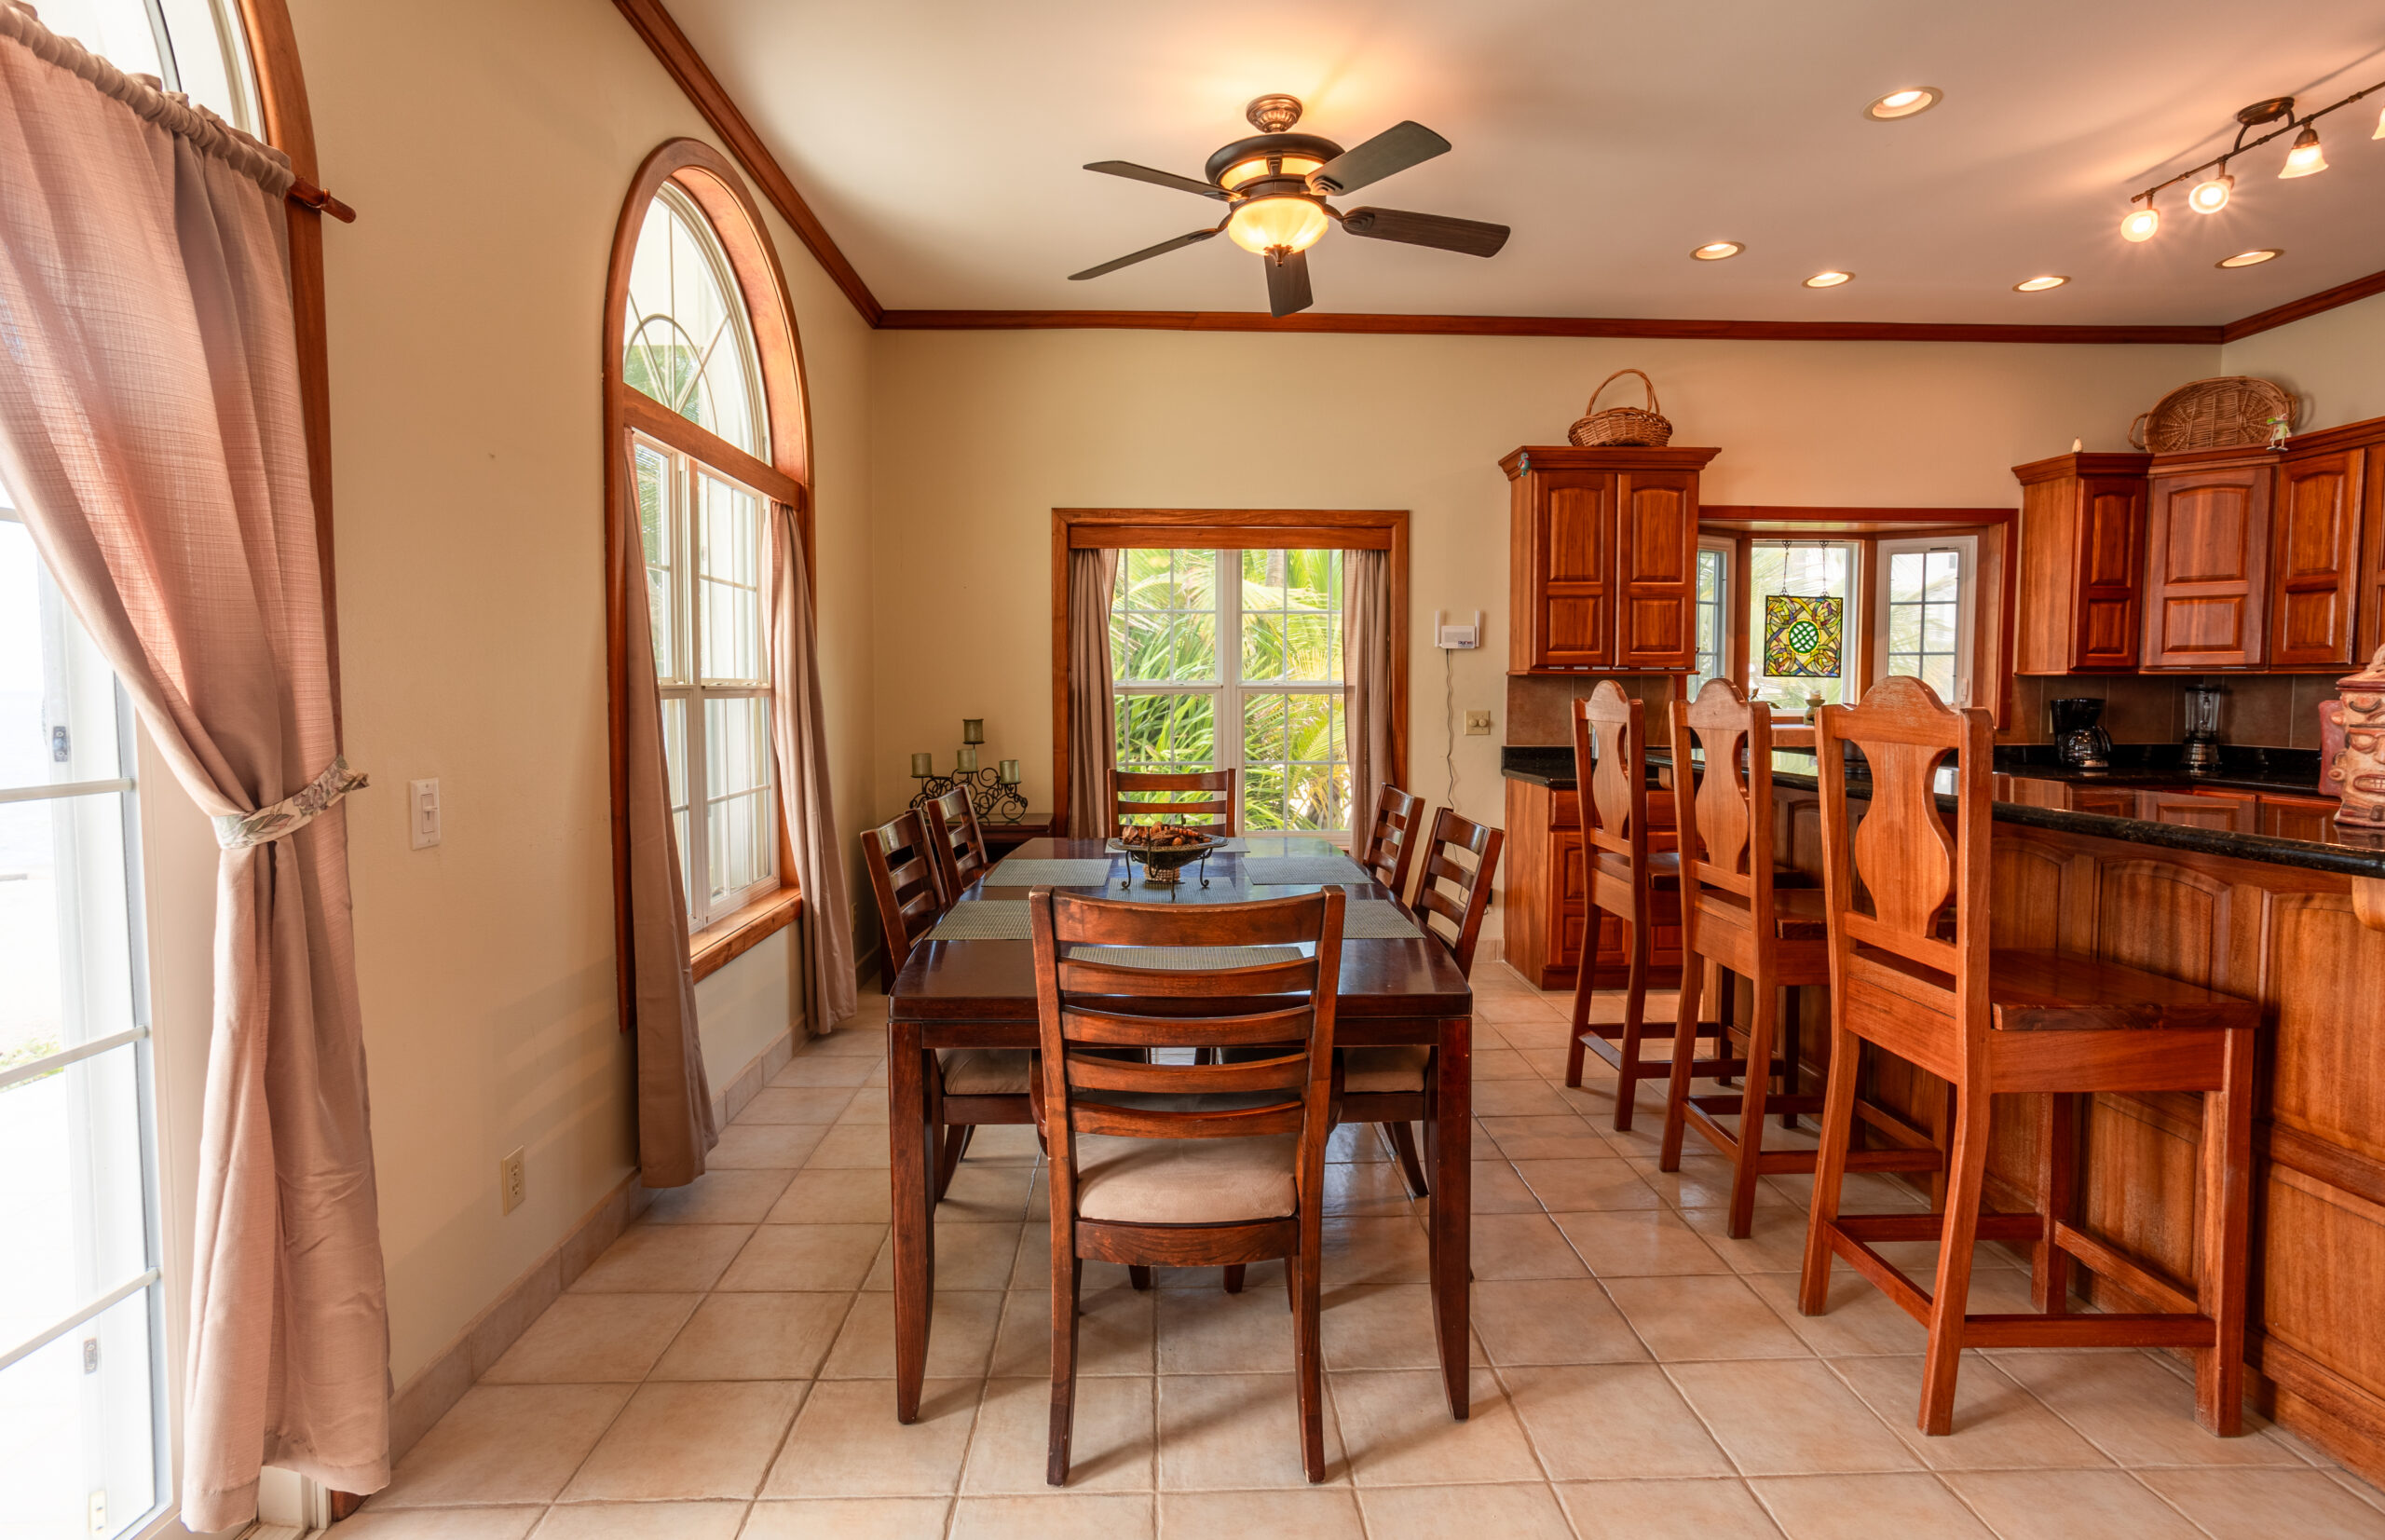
(907, 718), (1028, 825)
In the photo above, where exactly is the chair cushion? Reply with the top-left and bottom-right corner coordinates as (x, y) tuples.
(1072, 1133), (1299, 1224)
(939, 1048), (1031, 1096)
(1342, 1045), (1430, 1093)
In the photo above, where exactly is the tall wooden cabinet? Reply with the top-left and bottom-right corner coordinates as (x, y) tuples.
(1504, 445), (1718, 674)
(2012, 452), (2150, 673)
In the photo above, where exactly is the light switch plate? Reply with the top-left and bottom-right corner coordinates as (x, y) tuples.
(1465, 710), (1493, 736)
(409, 778), (441, 850)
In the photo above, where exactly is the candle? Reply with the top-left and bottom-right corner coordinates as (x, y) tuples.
(956, 746), (979, 773)
(998, 758), (1021, 785)
(961, 717), (985, 745)
(909, 752), (934, 778)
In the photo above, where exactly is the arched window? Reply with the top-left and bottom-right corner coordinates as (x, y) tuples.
(605, 142), (810, 967)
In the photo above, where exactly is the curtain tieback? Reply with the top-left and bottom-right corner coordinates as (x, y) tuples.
(213, 756), (369, 850)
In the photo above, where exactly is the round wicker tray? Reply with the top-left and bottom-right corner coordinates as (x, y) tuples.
(2129, 376), (2297, 454)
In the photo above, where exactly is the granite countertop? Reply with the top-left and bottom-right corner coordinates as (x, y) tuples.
(1501, 743), (2385, 880)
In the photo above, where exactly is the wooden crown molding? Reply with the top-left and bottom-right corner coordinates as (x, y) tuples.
(615, 0), (2385, 348)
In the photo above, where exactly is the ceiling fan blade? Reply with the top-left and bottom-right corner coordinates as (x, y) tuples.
(1083, 160), (1230, 200)
(1264, 247), (1314, 319)
(1069, 226), (1222, 281)
(1308, 121), (1451, 196)
(1339, 206), (1510, 257)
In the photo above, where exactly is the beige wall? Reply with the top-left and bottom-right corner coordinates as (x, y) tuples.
(2223, 290), (2385, 434)
(289, 0), (875, 1386)
(868, 330), (2211, 879)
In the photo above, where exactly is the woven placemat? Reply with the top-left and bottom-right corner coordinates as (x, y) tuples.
(1070, 946), (1303, 971)
(983, 857), (1116, 887)
(923, 900), (1030, 942)
(1243, 854), (1370, 886)
(1343, 901), (1424, 939)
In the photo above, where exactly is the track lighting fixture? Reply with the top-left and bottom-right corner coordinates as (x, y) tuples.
(2119, 78), (2378, 241)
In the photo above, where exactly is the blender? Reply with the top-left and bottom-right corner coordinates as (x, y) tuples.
(2050, 698), (2112, 770)
(2181, 683), (2225, 775)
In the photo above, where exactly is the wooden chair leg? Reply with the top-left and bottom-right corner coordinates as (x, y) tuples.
(1293, 1235), (1326, 1481)
(1779, 988), (1803, 1130)
(934, 1121), (972, 1202)
(1222, 1263), (1247, 1294)
(1657, 952), (1705, 1171)
(2031, 1093), (2076, 1315)
(1918, 1082), (1990, 1437)
(2197, 1028), (2256, 1436)
(1048, 1247), (1080, 1485)
(1612, 906), (1651, 1132)
(1799, 1024), (1862, 1316)
(1384, 1121), (1430, 1198)
(1564, 897), (1603, 1087)
(1128, 1265), (1152, 1291)
(1927, 1080), (1957, 1212)
(1725, 981), (1778, 1239)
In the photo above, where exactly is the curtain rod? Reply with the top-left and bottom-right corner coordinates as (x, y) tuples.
(286, 179), (355, 223)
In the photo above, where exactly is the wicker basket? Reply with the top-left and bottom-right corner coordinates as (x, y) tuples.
(1568, 368), (1673, 447)
(2128, 376), (2298, 454)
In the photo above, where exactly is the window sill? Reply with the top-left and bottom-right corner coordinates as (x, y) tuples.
(689, 883), (803, 983)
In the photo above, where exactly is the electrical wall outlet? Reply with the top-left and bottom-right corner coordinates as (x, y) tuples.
(88, 1492), (105, 1536)
(1465, 710), (1493, 736)
(409, 778), (442, 850)
(498, 1147), (525, 1215)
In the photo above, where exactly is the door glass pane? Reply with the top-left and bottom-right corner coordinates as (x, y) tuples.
(697, 472), (763, 685)
(702, 696), (773, 901)
(1748, 543), (1854, 711)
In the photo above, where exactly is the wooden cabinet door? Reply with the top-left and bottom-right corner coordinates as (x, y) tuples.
(2259, 793), (2339, 842)
(2139, 788), (2256, 831)
(1614, 470), (1698, 669)
(1531, 474), (1615, 670)
(1551, 829), (1587, 968)
(2270, 449), (2365, 669)
(2144, 465), (2270, 668)
(2359, 444), (2385, 663)
(2075, 477), (2146, 669)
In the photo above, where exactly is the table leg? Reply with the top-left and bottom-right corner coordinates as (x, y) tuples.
(1427, 1015), (1473, 1419)
(888, 1018), (934, 1423)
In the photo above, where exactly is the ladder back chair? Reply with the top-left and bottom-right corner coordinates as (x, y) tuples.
(862, 809), (1031, 1199)
(1341, 806), (1501, 1198)
(1030, 887), (1345, 1485)
(1801, 676), (2262, 1436)
(1562, 681), (1683, 1129)
(1656, 680), (1941, 1237)
(922, 786), (993, 901)
(1112, 768), (1237, 836)
(1356, 784), (1427, 902)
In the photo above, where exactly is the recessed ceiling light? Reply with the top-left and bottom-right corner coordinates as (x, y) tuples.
(1804, 270), (1854, 288)
(1691, 241), (1744, 261)
(2216, 249), (2283, 268)
(2013, 275), (2068, 292)
(1865, 87), (1942, 121)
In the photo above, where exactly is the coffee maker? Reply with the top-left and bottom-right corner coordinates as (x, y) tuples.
(2182, 683), (2225, 775)
(2050, 697), (2113, 770)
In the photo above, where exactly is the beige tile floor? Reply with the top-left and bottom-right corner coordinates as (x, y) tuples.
(340, 973), (2385, 1540)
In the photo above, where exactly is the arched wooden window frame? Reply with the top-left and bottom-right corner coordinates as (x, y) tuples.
(604, 139), (814, 998)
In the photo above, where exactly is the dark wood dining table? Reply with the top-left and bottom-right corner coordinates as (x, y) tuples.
(883, 835), (1476, 1424)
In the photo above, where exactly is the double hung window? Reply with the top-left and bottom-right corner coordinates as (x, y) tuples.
(1874, 535), (1978, 705)
(1111, 548), (1349, 838)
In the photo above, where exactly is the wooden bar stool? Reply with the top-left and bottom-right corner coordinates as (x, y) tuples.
(1563, 681), (1698, 1130)
(1800, 676), (2262, 1436)
(862, 810), (1031, 1200)
(1113, 768), (1237, 835)
(1657, 680), (1942, 1237)
(1356, 784), (1427, 901)
(1341, 807), (1502, 1197)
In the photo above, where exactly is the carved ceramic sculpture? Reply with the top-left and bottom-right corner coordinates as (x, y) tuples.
(2329, 644), (2385, 828)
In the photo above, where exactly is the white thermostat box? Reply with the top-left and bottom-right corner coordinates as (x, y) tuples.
(1434, 609), (1483, 649)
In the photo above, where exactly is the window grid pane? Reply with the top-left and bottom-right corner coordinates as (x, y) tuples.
(621, 186), (766, 460)
(697, 472), (764, 685)
(1886, 548), (1963, 700)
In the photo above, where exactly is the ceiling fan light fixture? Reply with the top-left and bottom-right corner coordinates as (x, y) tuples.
(1691, 240), (1744, 260)
(2279, 125), (2326, 177)
(1226, 194), (1331, 254)
(2014, 275), (2068, 292)
(1220, 153), (1325, 191)
(2217, 248), (2283, 268)
(1804, 270), (1854, 288)
(1865, 86), (1942, 120)
(2187, 172), (2233, 213)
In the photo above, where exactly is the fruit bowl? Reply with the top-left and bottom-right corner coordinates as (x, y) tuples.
(1107, 826), (1229, 888)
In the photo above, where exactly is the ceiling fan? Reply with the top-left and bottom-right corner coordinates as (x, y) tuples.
(1070, 94), (1511, 317)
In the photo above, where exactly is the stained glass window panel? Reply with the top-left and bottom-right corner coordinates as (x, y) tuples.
(1763, 594), (1843, 677)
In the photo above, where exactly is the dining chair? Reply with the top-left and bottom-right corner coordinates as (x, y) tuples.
(1800, 676), (2262, 1435)
(1029, 885), (1344, 1485)
(1356, 783), (1427, 902)
(1339, 807), (1501, 1198)
(1656, 679), (1941, 1237)
(1112, 768), (1237, 836)
(922, 786), (992, 902)
(862, 809), (1031, 1199)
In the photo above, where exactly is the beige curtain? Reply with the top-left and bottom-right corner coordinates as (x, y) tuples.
(1343, 548), (1394, 831)
(615, 449), (716, 1184)
(1067, 546), (1120, 837)
(0, 10), (387, 1529)
(766, 500), (857, 1035)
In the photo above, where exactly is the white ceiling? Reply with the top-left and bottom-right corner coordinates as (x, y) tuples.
(668, 0), (2385, 325)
